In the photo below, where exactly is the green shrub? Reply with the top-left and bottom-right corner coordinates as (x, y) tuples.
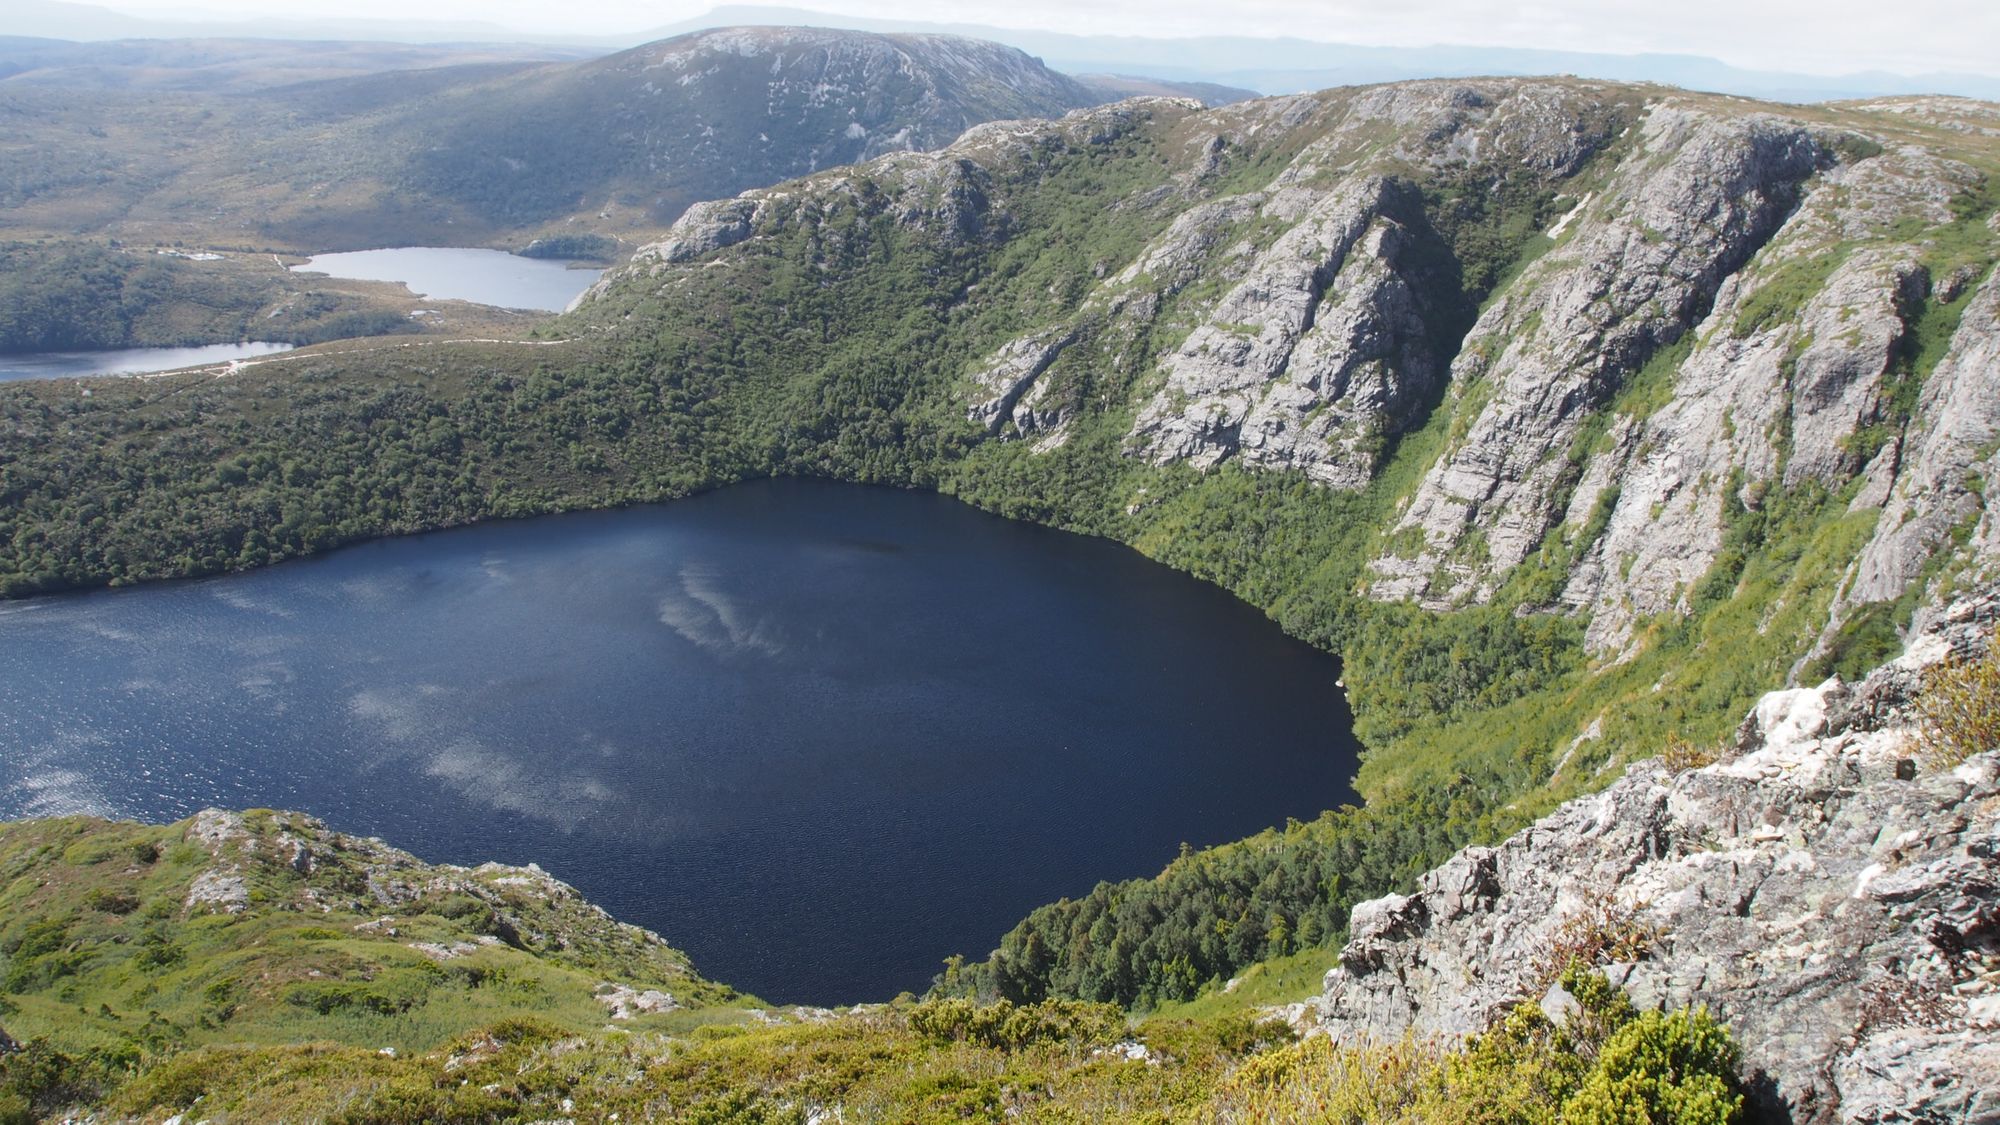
(327, 1079), (520, 1125)
(0, 1039), (108, 1121)
(284, 981), (413, 1017)
(1911, 633), (2000, 768)
(1212, 1032), (1441, 1123)
(82, 888), (140, 915)
(1434, 966), (1743, 1125)
(1210, 969), (1744, 1124)
(1563, 1007), (1742, 1125)
(1731, 251), (1845, 338)
(906, 997), (1123, 1051)
(1803, 600), (1907, 683)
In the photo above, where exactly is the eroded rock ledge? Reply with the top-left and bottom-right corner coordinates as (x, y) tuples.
(1306, 596), (2000, 1124)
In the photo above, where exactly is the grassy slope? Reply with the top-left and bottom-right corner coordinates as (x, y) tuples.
(0, 811), (746, 1060)
(0, 816), (1744, 1125)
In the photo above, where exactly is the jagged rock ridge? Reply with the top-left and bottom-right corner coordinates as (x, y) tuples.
(593, 80), (1997, 667)
(1303, 592), (2000, 1124)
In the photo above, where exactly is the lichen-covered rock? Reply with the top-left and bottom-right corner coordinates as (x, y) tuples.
(596, 981), (680, 1019)
(1308, 606), (2000, 1123)
(165, 808), (707, 988)
(185, 807), (248, 854)
(1127, 177), (1461, 486)
(1368, 107), (1830, 608)
(183, 867), (248, 914)
(1842, 256), (2000, 622)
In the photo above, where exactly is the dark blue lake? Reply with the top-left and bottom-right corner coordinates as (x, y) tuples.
(0, 479), (1359, 1003)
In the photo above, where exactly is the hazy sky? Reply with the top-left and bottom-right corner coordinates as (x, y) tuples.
(112, 0), (1997, 76)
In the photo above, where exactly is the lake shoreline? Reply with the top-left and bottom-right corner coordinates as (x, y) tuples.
(0, 340), (299, 383)
(0, 477), (1360, 1005)
(290, 246), (605, 312)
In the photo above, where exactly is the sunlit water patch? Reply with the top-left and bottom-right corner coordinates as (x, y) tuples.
(291, 247), (603, 311)
(0, 341), (293, 382)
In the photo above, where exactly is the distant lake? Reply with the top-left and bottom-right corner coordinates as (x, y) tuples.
(0, 479), (1359, 1004)
(0, 341), (293, 383)
(292, 247), (603, 311)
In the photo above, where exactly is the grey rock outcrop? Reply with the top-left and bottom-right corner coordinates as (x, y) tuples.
(1839, 248), (2000, 630)
(1368, 107), (1830, 607)
(968, 326), (1083, 437)
(1309, 606), (2000, 1123)
(172, 808), (701, 984)
(639, 198), (766, 266)
(1126, 177), (1461, 486)
(183, 867), (250, 914)
(595, 981), (680, 1019)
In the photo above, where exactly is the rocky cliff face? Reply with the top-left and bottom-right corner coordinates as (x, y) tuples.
(1116, 82), (1627, 486)
(593, 82), (1996, 671)
(1366, 109), (1831, 614)
(1304, 591), (2000, 1123)
(1123, 174), (1463, 486)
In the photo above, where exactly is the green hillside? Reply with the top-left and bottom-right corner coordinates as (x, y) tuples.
(0, 812), (1744, 1123)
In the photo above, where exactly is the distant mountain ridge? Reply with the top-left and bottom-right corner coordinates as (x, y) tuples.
(0, 0), (545, 49)
(643, 6), (2000, 103)
(363, 26), (1104, 230)
(0, 25), (1107, 247)
(0, 34), (591, 91)
(6, 0), (1997, 102)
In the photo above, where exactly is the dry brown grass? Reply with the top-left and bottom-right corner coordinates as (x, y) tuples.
(1528, 890), (1664, 998)
(1911, 632), (2000, 769)
(1661, 732), (1723, 773)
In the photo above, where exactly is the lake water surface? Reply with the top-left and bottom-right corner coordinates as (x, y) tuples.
(0, 479), (1359, 1003)
(0, 341), (293, 382)
(292, 247), (603, 311)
